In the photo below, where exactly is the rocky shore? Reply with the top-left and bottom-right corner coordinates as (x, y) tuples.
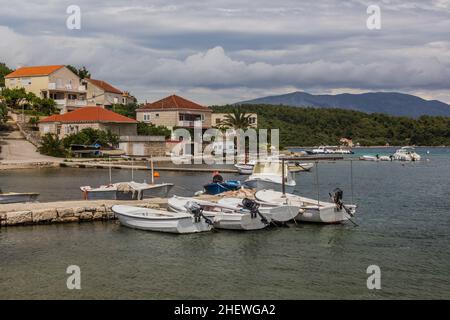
(0, 199), (166, 227)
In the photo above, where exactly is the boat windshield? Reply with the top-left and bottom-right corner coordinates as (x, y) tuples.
(253, 162), (287, 176)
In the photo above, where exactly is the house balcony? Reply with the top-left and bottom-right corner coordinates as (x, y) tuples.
(177, 120), (205, 128)
(48, 83), (86, 92)
(55, 99), (87, 107)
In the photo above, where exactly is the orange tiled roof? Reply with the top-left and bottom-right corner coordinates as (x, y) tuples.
(87, 79), (123, 94)
(40, 106), (138, 124)
(137, 95), (211, 112)
(5, 65), (65, 78)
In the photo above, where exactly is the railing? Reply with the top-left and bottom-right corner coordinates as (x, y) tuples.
(177, 120), (203, 127)
(48, 83), (86, 92)
(54, 99), (87, 107)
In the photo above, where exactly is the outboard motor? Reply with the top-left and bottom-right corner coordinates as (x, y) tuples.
(184, 201), (213, 225)
(242, 198), (268, 225)
(330, 188), (344, 210)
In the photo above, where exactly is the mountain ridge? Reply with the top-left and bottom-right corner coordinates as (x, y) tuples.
(237, 91), (450, 118)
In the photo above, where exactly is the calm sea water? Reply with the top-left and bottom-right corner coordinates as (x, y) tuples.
(0, 147), (449, 299)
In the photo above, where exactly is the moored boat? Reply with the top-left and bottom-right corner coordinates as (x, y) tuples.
(81, 182), (174, 200)
(168, 196), (269, 230)
(203, 172), (241, 195)
(255, 189), (356, 224)
(216, 197), (299, 222)
(393, 147), (421, 161)
(0, 191), (40, 204)
(112, 205), (213, 234)
(244, 162), (296, 193)
(307, 146), (353, 155)
(234, 163), (254, 175)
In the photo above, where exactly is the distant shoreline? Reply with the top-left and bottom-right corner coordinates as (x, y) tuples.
(287, 145), (448, 149)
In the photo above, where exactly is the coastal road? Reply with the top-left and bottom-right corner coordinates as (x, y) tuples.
(0, 127), (60, 167)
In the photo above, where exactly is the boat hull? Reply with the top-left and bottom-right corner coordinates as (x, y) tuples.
(255, 190), (356, 224)
(112, 205), (212, 234)
(82, 183), (174, 200)
(234, 164), (253, 175)
(203, 181), (241, 195)
(167, 196), (267, 231)
(0, 193), (39, 204)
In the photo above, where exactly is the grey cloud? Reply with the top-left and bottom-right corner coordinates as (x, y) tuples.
(0, 0), (450, 104)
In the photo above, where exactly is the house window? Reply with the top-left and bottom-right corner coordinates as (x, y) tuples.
(215, 118), (221, 124)
(144, 114), (152, 121)
(10, 79), (16, 86)
(21, 78), (32, 86)
(201, 114), (205, 121)
(122, 98), (126, 104)
(249, 117), (256, 124)
(155, 113), (159, 117)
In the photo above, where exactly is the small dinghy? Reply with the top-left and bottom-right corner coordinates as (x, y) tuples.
(234, 163), (254, 175)
(168, 196), (269, 230)
(203, 172), (241, 195)
(255, 189), (356, 224)
(0, 191), (39, 204)
(112, 205), (213, 234)
(81, 182), (174, 200)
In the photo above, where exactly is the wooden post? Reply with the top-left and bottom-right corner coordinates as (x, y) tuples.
(281, 158), (286, 197)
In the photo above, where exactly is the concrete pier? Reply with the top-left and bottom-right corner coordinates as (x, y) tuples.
(0, 199), (167, 227)
(60, 161), (238, 173)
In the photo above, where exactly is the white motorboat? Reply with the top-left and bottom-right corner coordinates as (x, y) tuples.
(308, 146), (353, 155)
(235, 160), (312, 174)
(168, 196), (270, 230)
(393, 147), (421, 161)
(80, 182), (174, 200)
(234, 161), (256, 175)
(216, 197), (299, 222)
(255, 189), (356, 224)
(0, 191), (39, 204)
(360, 155), (392, 161)
(244, 162), (296, 193)
(112, 205), (213, 234)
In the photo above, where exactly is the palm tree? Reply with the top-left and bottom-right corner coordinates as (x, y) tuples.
(219, 107), (253, 130)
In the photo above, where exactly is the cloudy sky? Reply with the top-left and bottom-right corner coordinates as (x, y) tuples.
(1, 0), (450, 104)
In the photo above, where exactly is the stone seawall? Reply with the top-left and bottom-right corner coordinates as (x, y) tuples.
(0, 199), (167, 227)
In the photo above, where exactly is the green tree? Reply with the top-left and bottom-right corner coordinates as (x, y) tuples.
(62, 128), (119, 149)
(109, 103), (139, 119)
(217, 107), (253, 129)
(0, 101), (7, 124)
(0, 62), (13, 87)
(211, 104), (450, 147)
(31, 97), (57, 115)
(137, 122), (171, 138)
(38, 133), (66, 157)
(1, 88), (36, 109)
(66, 65), (91, 79)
